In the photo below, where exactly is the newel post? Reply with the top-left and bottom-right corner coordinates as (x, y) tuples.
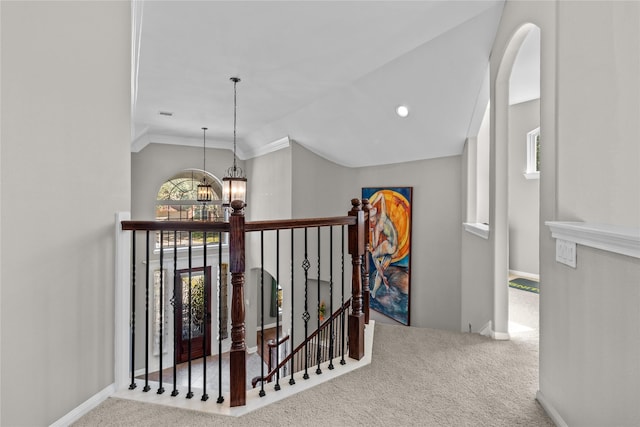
(348, 198), (365, 360)
(361, 198), (371, 325)
(229, 200), (246, 407)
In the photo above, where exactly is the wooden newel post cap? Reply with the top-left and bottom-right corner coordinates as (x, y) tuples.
(230, 200), (245, 215)
(362, 198), (371, 212)
(350, 198), (361, 212)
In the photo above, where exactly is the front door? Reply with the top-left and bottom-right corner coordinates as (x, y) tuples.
(174, 266), (211, 364)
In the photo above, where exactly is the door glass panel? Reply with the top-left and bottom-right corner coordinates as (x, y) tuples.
(181, 273), (206, 340)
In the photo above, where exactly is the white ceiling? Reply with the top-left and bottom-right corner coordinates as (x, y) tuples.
(133, 0), (508, 167)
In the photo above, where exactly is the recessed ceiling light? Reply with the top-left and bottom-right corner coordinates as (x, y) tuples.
(159, 111), (174, 117)
(396, 105), (409, 118)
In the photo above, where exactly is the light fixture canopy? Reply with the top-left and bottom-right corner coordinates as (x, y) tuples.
(222, 77), (247, 207)
(196, 127), (213, 203)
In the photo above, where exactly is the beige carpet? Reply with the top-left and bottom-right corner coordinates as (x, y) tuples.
(74, 321), (552, 426)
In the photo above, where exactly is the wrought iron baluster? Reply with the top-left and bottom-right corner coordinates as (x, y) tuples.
(289, 228), (295, 386)
(341, 225), (346, 365)
(171, 230), (179, 396)
(316, 226), (322, 375)
(201, 231), (208, 402)
(302, 227), (310, 380)
(275, 229), (281, 391)
(259, 230), (266, 398)
(158, 231), (165, 395)
(328, 226), (335, 370)
(217, 234), (224, 404)
(186, 232), (193, 399)
(129, 231), (137, 390)
(143, 230), (151, 392)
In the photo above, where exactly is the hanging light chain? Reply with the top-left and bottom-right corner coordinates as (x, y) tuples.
(231, 77), (240, 174)
(202, 127), (208, 177)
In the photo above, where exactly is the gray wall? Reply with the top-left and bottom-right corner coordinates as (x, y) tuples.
(508, 99), (539, 275)
(354, 156), (462, 331)
(131, 143), (237, 221)
(291, 142), (353, 218)
(289, 143), (351, 345)
(542, 2), (640, 425)
(489, 1), (640, 425)
(245, 147), (292, 347)
(0, 2), (131, 425)
(246, 147), (292, 222)
(288, 143), (463, 332)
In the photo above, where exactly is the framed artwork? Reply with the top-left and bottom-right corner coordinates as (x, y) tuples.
(362, 187), (412, 326)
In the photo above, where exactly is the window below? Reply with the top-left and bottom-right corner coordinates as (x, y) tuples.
(524, 127), (540, 180)
(155, 169), (227, 249)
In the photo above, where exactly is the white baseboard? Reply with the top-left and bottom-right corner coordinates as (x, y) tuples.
(478, 321), (510, 340)
(509, 269), (539, 280)
(479, 321), (493, 337)
(536, 390), (568, 427)
(50, 383), (115, 427)
(492, 330), (510, 340)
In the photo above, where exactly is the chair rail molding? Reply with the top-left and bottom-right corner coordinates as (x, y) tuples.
(545, 221), (640, 259)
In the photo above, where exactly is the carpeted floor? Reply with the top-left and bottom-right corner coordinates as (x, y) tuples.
(74, 319), (552, 426)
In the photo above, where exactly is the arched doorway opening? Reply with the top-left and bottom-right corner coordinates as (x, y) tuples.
(491, 23), (541, 339)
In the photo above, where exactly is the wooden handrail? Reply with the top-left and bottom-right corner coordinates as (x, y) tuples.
(245, 216), (356, 232)
(252, 299), (351, 388)
(266, 335), (290, 371)
(122, 216), (356, 233)
(121, 220), (230, 232)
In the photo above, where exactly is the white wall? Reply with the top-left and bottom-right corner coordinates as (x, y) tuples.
(0, 2), (131, 425)
(508, 99), (539, 275)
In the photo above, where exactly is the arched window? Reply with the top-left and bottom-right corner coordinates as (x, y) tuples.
(155, 169), (225, 248)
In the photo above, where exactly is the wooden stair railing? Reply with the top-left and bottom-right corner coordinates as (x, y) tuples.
(252, 299), (351, 388)
(121, 198), (370, 408)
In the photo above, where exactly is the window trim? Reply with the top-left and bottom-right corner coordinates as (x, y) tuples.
(524, 127), (540, 180)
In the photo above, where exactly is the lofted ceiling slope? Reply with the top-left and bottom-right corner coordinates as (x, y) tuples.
(133, 0), (505, 167)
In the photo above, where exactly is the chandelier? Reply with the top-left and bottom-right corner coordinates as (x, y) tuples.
(196, 127), (213, 202)
(222, 77), (247, 207)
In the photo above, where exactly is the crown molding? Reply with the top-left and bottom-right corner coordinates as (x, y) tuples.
(243, 136), (291, 160)
(130, 132), (248, 158)
(130, 132), (290, 159)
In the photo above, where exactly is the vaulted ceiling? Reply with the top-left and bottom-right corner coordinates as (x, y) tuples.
(132, 1), (508, 167)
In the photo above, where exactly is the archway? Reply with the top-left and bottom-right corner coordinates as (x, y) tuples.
(491, 23), (540, 338)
